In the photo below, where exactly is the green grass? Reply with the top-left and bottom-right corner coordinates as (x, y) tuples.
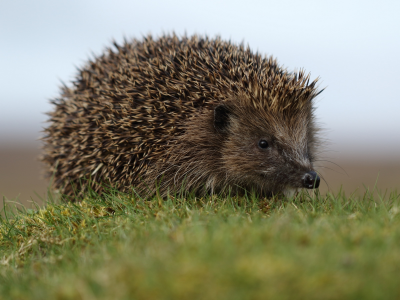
(1, 188), (400, 300)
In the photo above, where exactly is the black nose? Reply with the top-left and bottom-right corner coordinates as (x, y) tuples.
(302, 171), (320, 189)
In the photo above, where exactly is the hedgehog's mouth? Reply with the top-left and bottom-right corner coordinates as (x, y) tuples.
(283, 188), (299, 198)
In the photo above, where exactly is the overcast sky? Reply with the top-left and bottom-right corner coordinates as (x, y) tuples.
(1, 0), (399, 157)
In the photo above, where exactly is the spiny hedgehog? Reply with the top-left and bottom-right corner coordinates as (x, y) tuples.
(42, 34), (323, 198)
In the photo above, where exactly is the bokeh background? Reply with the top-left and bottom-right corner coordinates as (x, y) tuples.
(1, 0), (399, 206)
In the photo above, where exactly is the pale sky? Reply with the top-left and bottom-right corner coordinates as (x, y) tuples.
(1, 0), (399, 157)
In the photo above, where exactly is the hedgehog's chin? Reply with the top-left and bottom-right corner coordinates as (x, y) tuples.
(283, 188), (299, 199)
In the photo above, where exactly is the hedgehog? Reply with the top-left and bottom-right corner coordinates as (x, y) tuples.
(42, 34), (323, 199)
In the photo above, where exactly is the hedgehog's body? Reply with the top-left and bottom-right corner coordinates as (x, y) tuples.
(42, 34), (322, 198)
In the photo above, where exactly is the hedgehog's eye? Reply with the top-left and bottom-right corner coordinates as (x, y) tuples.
(258, 140), (269, 149)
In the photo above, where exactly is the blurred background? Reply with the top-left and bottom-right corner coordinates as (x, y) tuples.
(1, 0), (399, 207)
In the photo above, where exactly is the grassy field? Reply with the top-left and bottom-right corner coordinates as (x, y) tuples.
(1, 187), (400, 300)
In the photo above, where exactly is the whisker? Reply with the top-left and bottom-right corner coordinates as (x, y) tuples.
(317, 172), (331, 191)
(315, 165), (347, 176)
(314, 160), (349, 177)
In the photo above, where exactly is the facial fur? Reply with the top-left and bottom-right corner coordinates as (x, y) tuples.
(219, 102), (317, 196)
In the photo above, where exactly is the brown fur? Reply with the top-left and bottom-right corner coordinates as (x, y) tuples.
(41, 34), (322, 198)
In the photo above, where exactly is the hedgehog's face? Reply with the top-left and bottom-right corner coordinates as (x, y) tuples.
(214, 104), (320, 196)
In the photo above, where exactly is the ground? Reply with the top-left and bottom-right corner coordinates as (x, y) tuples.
(1, 188), (400, 300)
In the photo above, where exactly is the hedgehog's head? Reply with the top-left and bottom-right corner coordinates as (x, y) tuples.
(213, 73), (322, 196)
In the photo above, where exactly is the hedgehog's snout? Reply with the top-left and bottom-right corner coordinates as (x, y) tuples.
(302, 171), (320, 189)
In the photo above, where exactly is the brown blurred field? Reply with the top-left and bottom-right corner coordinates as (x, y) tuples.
(0, 145), (399, 208)
(0, 146), (48, 208)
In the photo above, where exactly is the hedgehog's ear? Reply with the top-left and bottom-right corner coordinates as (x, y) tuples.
(214, 104), (231, 133)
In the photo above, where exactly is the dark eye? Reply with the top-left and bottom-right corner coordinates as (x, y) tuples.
(258, 139), (269, 149)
